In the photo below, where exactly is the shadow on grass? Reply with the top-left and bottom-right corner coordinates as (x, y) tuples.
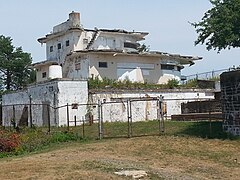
(176, 121), (239, 140)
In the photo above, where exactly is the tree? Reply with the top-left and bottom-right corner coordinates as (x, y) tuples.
(192, 0), (240, 52)
(0, 35), (35, 91)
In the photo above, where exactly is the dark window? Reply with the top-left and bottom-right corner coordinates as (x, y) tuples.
(66, 40), (69, 47)
(50, 46), (53, 52)
(161, 64), (175, 70)
(124, 42), (139, 49)
(42, 72), (47, 78)
(177, 66), (182, 71)
(99, 62), (108, 68)
(57, 43), (61, 49)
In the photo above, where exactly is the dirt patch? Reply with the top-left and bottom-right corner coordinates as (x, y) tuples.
(0, 136), (239, 179)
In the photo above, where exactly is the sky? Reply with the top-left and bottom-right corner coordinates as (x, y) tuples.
(1, 0), (239, 76)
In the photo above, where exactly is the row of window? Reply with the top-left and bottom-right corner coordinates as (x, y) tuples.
(98, 62), (181, 71)
(41, 63), (180, 79)
(49, 40), (70, 52)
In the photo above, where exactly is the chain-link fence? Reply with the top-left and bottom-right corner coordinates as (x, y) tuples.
(1, 97), (165, 139)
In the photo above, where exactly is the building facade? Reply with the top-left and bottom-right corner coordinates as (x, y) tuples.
(35, 11), (202, 84)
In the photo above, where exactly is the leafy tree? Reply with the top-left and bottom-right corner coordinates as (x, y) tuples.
(192, 0), (240, 52)
(0, 35), (35, 91)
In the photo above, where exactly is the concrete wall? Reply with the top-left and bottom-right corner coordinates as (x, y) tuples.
(89, 89), (215, 122)
(85, 53), (182, 84)
(2, 80), (88, 127)
(92, 32), (139, 51)
(221, 70), (240, 136)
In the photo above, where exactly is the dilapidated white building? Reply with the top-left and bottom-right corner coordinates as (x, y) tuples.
(35, 11), (202, 84)
(2, 11), (210, 127)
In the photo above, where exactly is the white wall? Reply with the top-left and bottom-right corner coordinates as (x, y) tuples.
(2, 80), (88, 127)
(89, 90), (215, 122)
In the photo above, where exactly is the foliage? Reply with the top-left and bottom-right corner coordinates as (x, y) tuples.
(0, 130), (21, 152)
(192, 0), (240, 52)
(88, 77), (206, 90)
(166, 79), (179, 89)
(184, 79), (199, 88)
(88, 77), (179, 90)
(0, 35), (35, 91)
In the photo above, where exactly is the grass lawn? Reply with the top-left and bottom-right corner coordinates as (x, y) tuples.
(0, 120), (239, 179)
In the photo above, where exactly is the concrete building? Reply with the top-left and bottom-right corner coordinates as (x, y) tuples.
(35, 11), (202, 84)
(2, 11), (210, 127)
(2, 80), (88, 127)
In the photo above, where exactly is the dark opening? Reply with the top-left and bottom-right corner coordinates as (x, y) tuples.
(66, 40), (69, 47)
(42, 72), (47, 78)
(161, 64), (175, 70)
(57, 43), (61, 49)
(99, 62), (108, 68)
(124, 42), (139, 49)
(50, 46), (53, 52)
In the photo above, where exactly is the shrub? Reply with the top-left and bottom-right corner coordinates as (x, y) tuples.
(0, 131), (21, 152)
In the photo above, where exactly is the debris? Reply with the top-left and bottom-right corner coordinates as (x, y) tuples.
(114, 170), (147, 179)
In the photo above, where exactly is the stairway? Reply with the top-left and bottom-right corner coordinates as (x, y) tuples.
(86, 29), (100, 50)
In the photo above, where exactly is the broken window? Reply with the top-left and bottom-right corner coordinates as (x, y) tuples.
(124, 42), (139, 49)
(57, 43), (61, 49)
(161, 64), (175, 70)
(50, 46), (53, 52)
(42, 72), (47, 78)
(99, 62), (108, 68)
(66, 40), (69, 47)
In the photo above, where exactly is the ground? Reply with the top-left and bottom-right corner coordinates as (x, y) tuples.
(0, 136), (240, 180)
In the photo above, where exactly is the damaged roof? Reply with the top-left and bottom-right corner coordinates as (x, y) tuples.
(67, 49), (202, 65)
(38, 27), (148, 43)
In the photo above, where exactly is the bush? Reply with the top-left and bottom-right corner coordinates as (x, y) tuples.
(0, 130), (21, 152)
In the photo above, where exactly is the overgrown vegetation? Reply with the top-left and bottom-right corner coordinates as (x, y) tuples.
(0, 121), (238, 158)
(88, 77), (216, 90)
(0, 128), (83, 158)
(88, 77), (182, 90)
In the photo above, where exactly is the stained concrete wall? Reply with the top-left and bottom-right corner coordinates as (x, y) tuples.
(2, 80), (88, 127)
(89, 89), (215, 122)
(221, 70), (240, 136)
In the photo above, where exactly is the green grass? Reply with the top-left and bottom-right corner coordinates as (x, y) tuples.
(0, 120), (239, 158)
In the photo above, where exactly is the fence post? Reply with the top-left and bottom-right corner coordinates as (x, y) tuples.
(158, 95), (165, 134)
(82, 116), (85, 138)
(67, 103), (69, 131)
(47, 104), (51, 133)
(127, 100), (131, 138)
(12, 105), (16, 128)
(100, 101), (104, 138)
(74, 115), (77, 127)
(129, 100), (133, 137)
(209, 99), (212, 137)
(98, 100), (103, 140)
(29, 95), (33, 128)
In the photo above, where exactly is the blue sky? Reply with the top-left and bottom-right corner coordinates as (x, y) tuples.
(1, 0), (239, 75)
